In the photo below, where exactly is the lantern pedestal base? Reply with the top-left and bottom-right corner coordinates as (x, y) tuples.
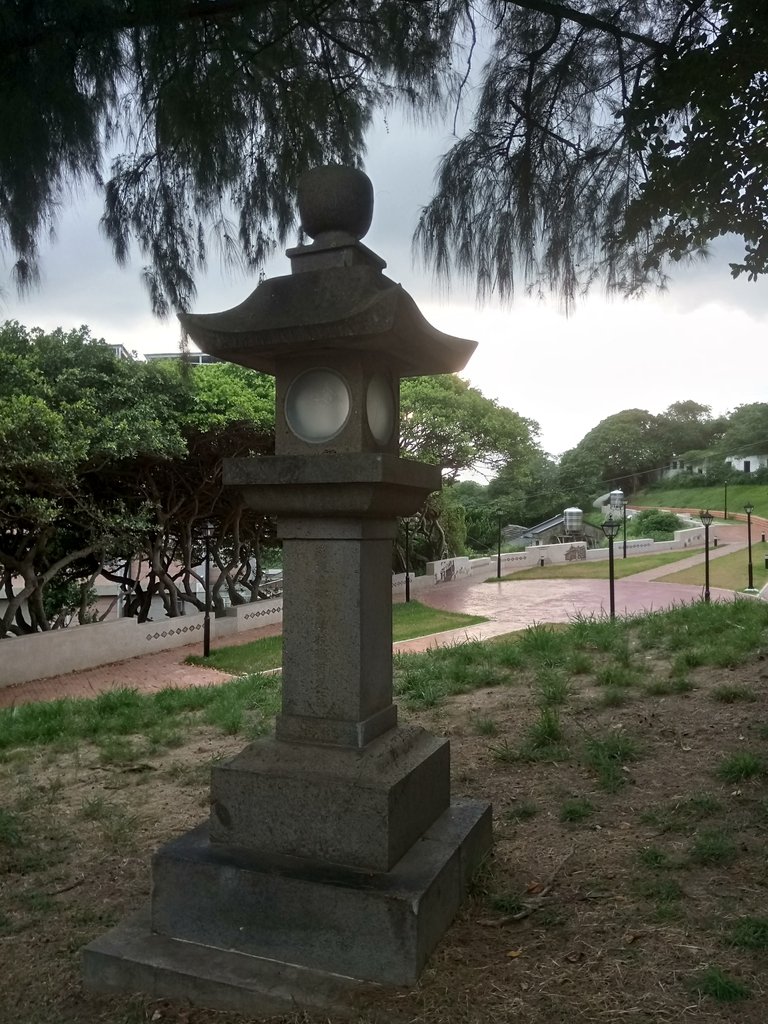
(82, 799), (492, 1014)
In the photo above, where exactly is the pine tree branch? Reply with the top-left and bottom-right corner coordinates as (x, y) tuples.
(502, 0), (669, 52)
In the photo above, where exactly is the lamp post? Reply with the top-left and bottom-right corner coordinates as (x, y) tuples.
(700, 509), (713, 603)
(202, 521), (213, 657)
(601, 515), (620, 620)
(404, 519), (411, 603)
(609, 488), (627, 562)
(745, 502), (755, 590)
(497, 513), (502, 579)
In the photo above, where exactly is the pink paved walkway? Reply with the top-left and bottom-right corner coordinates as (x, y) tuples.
(0, 524), (760, 708)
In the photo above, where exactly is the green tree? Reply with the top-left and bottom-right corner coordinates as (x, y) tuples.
(417, 1), (767, 304)
(0, 326), (277, 636)
(0, 0), (461, 314)
(558, 408), (668, 497)
(720, 403), (768, 456)
(400, 374), (539, 481)
(0, 322), (188, 635)
(657, 400), (727, 457)
(2, 3), (764, 313)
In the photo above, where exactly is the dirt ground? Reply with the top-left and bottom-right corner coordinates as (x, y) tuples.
(2, 651), (768, 1024)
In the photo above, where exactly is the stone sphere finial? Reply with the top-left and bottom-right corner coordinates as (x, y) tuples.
(298, 165), (373, 242)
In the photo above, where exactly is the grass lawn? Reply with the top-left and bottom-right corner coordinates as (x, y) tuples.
(631, 483), (768, 519)
(496, 548), (700, 582)
(659, 541), (768, 592)
(185, 599), (487, 674)
(3, 599), (768, 1022)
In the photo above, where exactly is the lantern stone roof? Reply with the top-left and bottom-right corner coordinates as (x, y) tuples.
(178, 265), (475, 377)
(178, 164), (477, 378)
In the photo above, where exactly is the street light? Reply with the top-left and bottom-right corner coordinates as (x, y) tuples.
(202, 521), (214, 657)
(700, 509), (713, 603)
(497, 513), (502, 580)
(404, 519), (411, 603)
(601, 515), (621, 620)
(608, 489), (627, 560)
(745, 502), (755, 590)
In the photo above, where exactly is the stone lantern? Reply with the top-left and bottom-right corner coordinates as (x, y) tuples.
(84, 166), (492, 1014)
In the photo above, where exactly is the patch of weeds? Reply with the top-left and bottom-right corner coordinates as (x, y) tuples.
(36, 777), (64, 804)
(717, 752), (762, 784)
(534, 668), (570, 707)
(503, 801), (538, 823)
(754, 723), (768, 741)
(526, 708), (564, 748)
(688, 966), (751, 1002)
(538, 907), (568, 927)
(670, 676), (695, 694)
(101, 808), (141, 850)
(144, 724), (186, 752)
(518, 741), (571, 764)
(490, 738), (517, 763)
(489, 891), (524, 915)
(686, 793), (722, 818)
(640, 793), (722, 833)
(671, 649), (704, 675)
(644, 675), (695, 696)
(471, 717), (499, 737)
(635, 877), (684, 919)
(644, 678), (676, 696)
(395, 641), (509, 709)
(583, 731), (639, 792)
(565, 650), (593, 674)
(491, 640), (526, 671)
(689, 829), (737, 867)
(466, 854), (494, 898)
(637, 877), (684, 902)
(712, 685), (758, 704)
(568, 611), (625, 652)
(595, 663), (637, 688)
(166, 761), (212, 787)
(726, 917), (768, 950)
(598, 686), (630, 708)
(638, 846), (677, 870)
(0, 808), (23, 846)
(560, 798), (594, 823)
(18, 888), (56, 914)
(202, 673), (280, 735)
(80, 795), (111, 822)
(96, 736), (142, 765)
(517, 623), (570, 666)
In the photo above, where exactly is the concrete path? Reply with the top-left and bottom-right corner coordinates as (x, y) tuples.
(0, 525), (759, 708)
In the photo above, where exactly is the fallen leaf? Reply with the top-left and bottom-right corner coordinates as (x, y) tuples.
(507, 948), (523, 958)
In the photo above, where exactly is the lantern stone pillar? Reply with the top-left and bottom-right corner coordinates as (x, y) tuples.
(82, 165), (492, 1014)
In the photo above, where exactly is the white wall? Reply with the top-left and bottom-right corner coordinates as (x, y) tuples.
(0, 524), (711, 690)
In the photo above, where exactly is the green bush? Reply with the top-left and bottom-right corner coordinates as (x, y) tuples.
(631, 509), (684, 540)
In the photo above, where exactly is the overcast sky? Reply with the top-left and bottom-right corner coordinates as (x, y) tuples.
(3, 111), (767, 462)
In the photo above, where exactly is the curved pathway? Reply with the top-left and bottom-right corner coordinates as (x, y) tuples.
(0, 524), (760, 707)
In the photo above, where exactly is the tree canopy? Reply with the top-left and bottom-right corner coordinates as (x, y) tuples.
(1, 1), (765, 313)
(399, 374), (540, 481)
(0, 323), (276, 636)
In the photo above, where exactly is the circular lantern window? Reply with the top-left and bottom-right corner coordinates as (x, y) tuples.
(366, 374), (395, 445)
(285, 369), (351, 443)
